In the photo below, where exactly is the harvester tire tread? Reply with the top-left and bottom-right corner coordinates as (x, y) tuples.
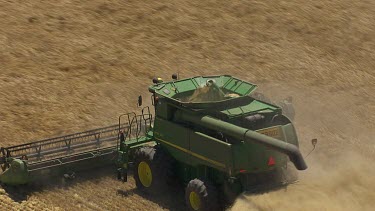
(152, 145), (175, 186)
(133, 146), (155, 190)
(186, 178), (220, 211)
(133, 145), (174, 193)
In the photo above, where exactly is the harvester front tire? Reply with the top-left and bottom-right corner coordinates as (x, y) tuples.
(134, 147), (155, 190)
(133, 146), (174, 193)
(185, 178), (219, 211)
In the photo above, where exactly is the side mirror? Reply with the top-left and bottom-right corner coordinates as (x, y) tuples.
(172, 73), (178, 80)
(138, 95), (143, 107)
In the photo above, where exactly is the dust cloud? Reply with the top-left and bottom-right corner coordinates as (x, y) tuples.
(230, 85), (375, 211)
(231, 152), (375, 211)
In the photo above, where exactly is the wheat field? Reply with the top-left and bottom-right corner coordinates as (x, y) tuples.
(0, 0), (374, 210)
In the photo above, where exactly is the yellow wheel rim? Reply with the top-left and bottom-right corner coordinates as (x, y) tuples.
(138, 161), (152, 187)
(189, 191), (201, 210)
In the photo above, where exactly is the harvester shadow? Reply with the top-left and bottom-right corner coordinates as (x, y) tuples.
(1, 166), (187, 210)
(116, 170), (186, 211)
(1, 184), (37, 203)
(117, 188), (186, 211)
(0, 165), (117, 203)
(246, 183), (289, 195)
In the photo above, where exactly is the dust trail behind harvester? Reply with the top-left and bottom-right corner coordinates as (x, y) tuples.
(230, 85), (375, 211)
(231, 152), (375, 211)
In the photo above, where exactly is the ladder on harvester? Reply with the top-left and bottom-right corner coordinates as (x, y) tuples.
(117, 106), (154, 182)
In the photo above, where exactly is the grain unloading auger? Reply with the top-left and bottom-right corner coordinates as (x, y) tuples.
(1, 75), (313, 211)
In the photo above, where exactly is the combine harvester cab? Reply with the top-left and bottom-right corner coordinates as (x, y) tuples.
(119, 75), (309, 211)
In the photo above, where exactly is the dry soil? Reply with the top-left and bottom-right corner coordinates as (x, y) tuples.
(0, 0), (374, 210)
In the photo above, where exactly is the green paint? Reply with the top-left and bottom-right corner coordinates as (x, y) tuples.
(0, 159), (29, 185)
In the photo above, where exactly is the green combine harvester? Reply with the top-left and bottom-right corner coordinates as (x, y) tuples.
(0, 75), (311, 211)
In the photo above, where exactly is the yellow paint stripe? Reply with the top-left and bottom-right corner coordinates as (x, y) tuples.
(256, 126), (281, 139)
(155, 138), (226, 169)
